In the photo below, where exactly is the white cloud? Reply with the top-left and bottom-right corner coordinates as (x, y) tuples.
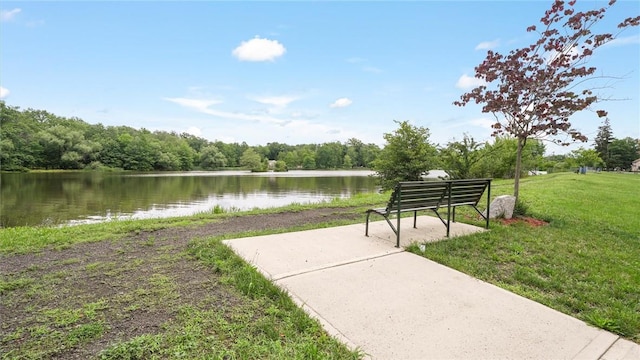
(165, 96), (289, 125)
(250, 95), (300, 115)
(165, 93), (370, 144)
(604, 34), (640, 47)
(545, 45), (579, 66)
(232, 37), (286, 62)
(363, 66), (382, 73)
(1, 8), (21, 21)
(475, 39), (500, 50)
(186, 126), (202, 137)
(469, 117), (495, 129)
(0, 86), (9, 98)
(455, 74), (486, 90)
(200, 118), (359, 146)
(442, 117), (494, 131)
(163, 97), (222, 111)
(330, 97), (352, 108)
(251, 95), (298, 108)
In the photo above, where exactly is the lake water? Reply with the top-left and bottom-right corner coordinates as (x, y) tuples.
(0, 170), (379, 227)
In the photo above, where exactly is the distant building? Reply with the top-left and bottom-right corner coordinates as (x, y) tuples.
(632, 158), (640, 172)
(528, 170), (548, 176)
(422, 170), (450, 179)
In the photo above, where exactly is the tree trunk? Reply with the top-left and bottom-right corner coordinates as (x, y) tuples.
(513, 137), (525, 202)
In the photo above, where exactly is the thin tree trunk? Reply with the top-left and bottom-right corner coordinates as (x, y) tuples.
(513, 137), (525, 202)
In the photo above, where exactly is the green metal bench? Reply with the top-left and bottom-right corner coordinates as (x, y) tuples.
(365, 179), (491, 247)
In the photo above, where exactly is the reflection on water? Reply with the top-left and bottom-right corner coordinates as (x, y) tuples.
(1, 170), (378, 227)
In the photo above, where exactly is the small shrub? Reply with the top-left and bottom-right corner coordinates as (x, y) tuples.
(274, 160), (288, 172)
(513, 199), (529, 217)
(212, 205), (225, 214)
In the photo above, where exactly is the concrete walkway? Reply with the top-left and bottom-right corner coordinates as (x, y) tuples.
(223, 216), (640, 359)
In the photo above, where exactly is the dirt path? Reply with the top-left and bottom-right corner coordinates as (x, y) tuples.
(1, 207), (363, 359)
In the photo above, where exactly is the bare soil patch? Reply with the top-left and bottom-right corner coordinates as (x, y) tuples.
(0, 207), (362, 359)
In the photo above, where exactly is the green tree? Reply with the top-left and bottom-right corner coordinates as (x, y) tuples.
(570, 148), (604, 169)
(240, 148), (264, 172)
(0, 138), (16, 170)
(36, 125), (88, 169)
(371, 120), (438, 190)
(199, 145), (227, 170)
(360, 143), (381, 168)
(476, 137), (545, 178)
(302, 154), (316, 170)
(274, 160), (288, 172)
(316, 142), (344, 169)
(343, 154), (353, 169)
(264, 142), (292, 160)
(608, 137), (639, 170)
(280, 150), (301, 169)
(439, 134), (483, 179)
(454, 0), (639, 200)
(345, 138), (365, 167)
(0, 102), (40, 170)
(96, 127), (129, 169)
(181, 133), (210, 153)
(299, 146), (317, 170)
(118, 132), (156, 171)
(213, 141), (246, 167)
(593, 118), (613, 169)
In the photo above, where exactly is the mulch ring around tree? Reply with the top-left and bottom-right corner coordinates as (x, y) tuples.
(498, 216), (549, 227)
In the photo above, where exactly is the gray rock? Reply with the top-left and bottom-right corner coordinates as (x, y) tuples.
(487, 195), (516, 219)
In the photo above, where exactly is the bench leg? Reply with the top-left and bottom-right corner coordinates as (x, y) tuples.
(446, 208), (451, 238)
(413, 211), (418, 228)
(486, 183), (491, 229)
(365, 212), (371, 236)
(396, 212), (401, 248)
(431, 209), (448, 235)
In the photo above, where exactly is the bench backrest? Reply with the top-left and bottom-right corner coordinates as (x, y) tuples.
(386, 181), (449, 213)
(384, 179), (491, 214)
(445, 179), (491, 207)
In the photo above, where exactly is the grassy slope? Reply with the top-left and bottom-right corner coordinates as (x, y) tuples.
(408, 172), (640, 341)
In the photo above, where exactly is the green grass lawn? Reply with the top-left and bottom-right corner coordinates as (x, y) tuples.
(408, 172), (640, 342)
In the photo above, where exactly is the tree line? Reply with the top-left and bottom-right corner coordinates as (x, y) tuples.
(370, 120), (639, 190)
(0, 102), (380, 172)
(2, 102), (637, 182)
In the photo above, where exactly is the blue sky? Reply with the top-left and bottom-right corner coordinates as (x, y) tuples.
(1, 1), (638, 155)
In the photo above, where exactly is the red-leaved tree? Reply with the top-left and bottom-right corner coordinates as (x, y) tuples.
(454, 0), (639, 200)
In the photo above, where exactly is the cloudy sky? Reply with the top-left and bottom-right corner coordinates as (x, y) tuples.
(1, 1), (638, 154)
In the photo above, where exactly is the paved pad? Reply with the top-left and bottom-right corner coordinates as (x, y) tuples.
(223, 216), (638, 359)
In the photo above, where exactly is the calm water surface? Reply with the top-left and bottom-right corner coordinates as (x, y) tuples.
(0, 170), (378, 227)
